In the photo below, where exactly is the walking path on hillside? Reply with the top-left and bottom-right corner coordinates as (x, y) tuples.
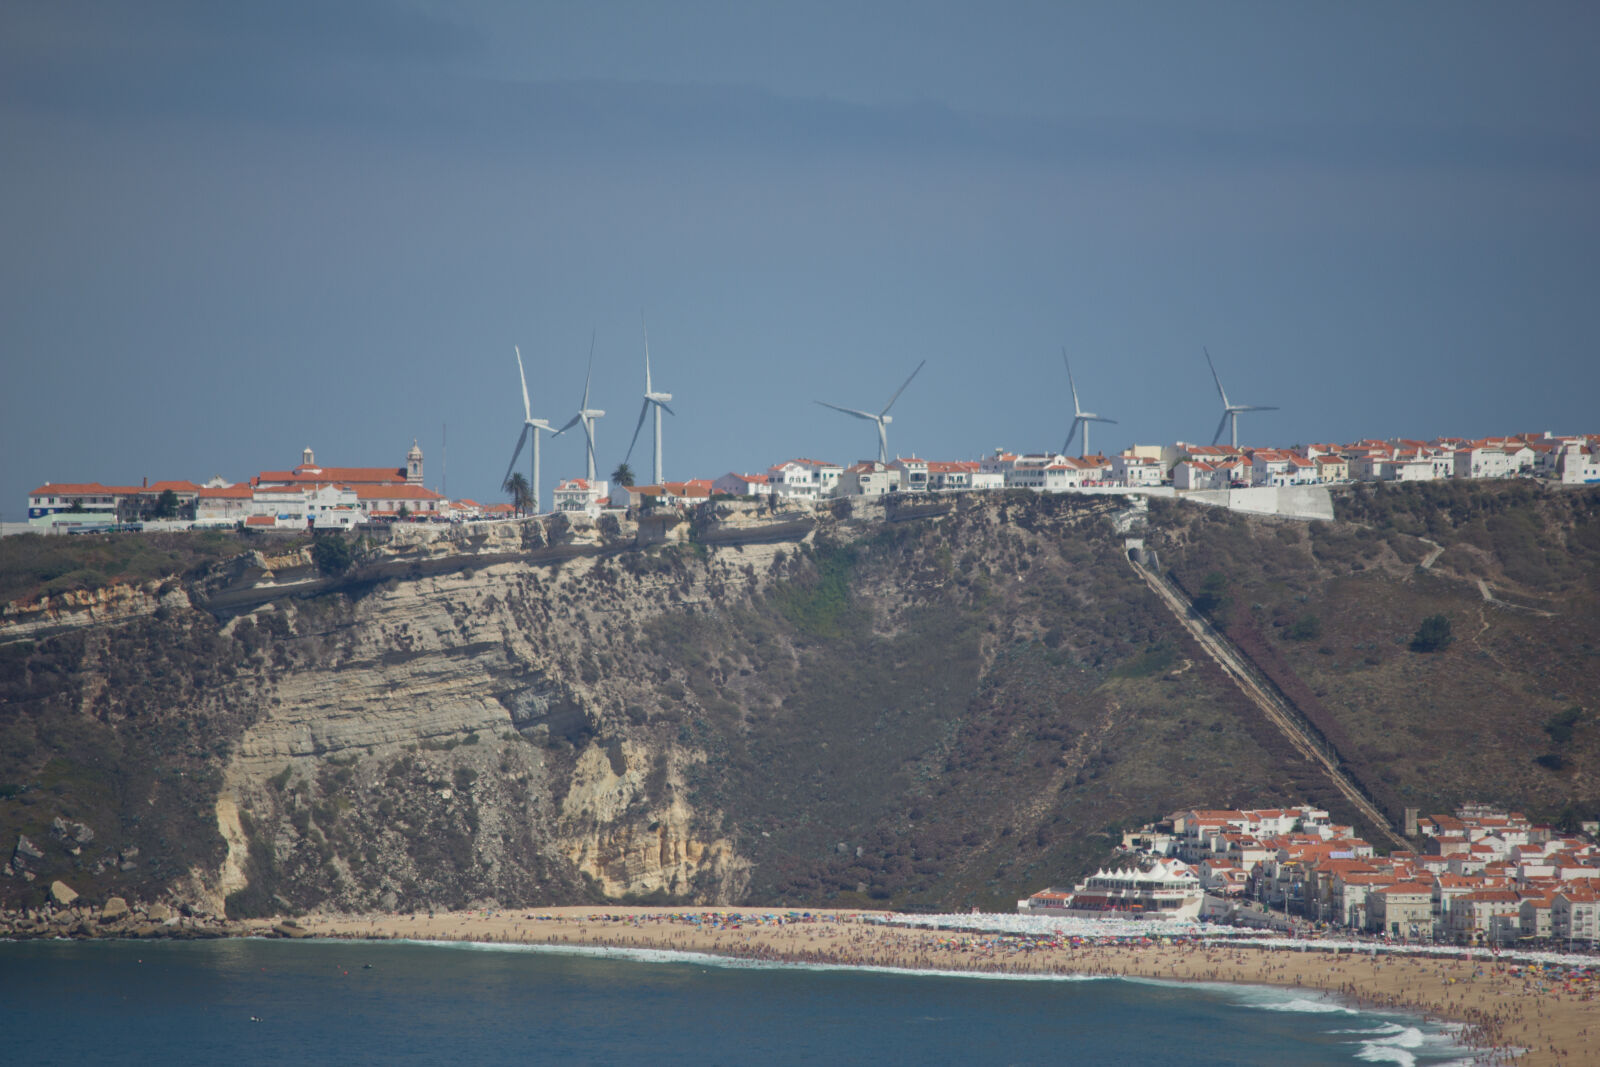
(1126, 553), (1410, 851)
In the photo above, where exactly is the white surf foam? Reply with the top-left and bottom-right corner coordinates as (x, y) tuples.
(397, 938), (1108, 982)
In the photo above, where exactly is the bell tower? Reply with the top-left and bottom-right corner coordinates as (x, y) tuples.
(406, 439), (424, 484)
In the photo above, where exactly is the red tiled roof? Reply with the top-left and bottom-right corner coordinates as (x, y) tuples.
(257, 465), (408, 485)
(29, 483), (119, 496)
(349, 484), (444, 501)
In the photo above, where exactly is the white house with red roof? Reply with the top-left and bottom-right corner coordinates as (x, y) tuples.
(1249, 449), (1317, 487)
(767, 459), (843, 502)
(838, 460), (899, 497)
(1557, 441), (1600, 484)
(1173, 459), (1226, 491)
(1553, 887), (1599, 943)
(553, 478), (609, 517)
(1111, 450), (1165, 487)
(1370, 883), (1436, 937)
(27, 483), (123, 523)
(887, 456), (930, 493)
(256, 443), (423, 489)
(712, 472), (771, 497)
(1452, 442), (1536, 480)
(924, 460), (982, 492)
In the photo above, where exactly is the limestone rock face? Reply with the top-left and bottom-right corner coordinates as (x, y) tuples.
(50, 881), (78, 906)
(100, 897), (130, 922)
(0, 583), (172, 643)
(205, 539), (789, 913)
(560, 742), (748, 902)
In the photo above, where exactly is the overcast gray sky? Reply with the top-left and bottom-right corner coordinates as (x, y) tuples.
(3, 1), (1596, 512)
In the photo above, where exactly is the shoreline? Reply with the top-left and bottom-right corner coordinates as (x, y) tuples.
(264, 906), (1598, 1065)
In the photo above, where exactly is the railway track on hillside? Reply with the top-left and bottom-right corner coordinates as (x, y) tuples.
(1126, 551), (1410, 851)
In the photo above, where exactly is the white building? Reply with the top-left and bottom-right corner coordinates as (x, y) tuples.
(1173, 460), (1225, 491)
(1557, 442), (1600, 484)
(838, 460), (898, 497)
(1112, 451), (1165, 487)
(925, 460), (980, 492)
(1453, 444), (1536, 480)
(1250, 449), (1317, 487)
(712, 472), (771, 497)
(553, 478), (610, 517)
(767, 459), (843, 503)
(1552, 888), (1599, 943)
(888, 456), (930, 493)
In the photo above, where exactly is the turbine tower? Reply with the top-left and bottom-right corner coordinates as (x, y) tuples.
(1206, 347), (1278, 449)
(502, 345), (556, 513)
(624, 318), (676, 486)
(553, 332), (606, 483)
(816, 359), (925, 465)
(1061, 349), (1117, 458)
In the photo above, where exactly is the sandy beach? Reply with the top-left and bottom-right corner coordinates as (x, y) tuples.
(269, 906), (1600, 1065)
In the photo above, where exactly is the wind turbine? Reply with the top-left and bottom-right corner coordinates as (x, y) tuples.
(1205, 347), (1277, 449)
(816, 359), (925, 465)
(624, 318), (675, 486)
(1061, 349), (1117, 458)
(502, 345), (556, 513)
(552, 332), (606, 483)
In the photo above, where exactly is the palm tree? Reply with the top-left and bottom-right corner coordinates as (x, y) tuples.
(611, 462), (636, 488)
(503, 472), (532, 516)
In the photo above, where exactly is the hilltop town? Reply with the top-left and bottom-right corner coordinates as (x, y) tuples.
(19, 427), (1600, 534)
(1024, 803), (1600, 946)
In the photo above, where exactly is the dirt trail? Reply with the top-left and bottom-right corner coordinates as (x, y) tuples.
(1127, 553), (1409, 850)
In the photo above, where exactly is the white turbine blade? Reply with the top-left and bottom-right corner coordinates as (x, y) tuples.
(582, 330), (595, 409)
(881, 359), (925, 416)
(625, 399), (650, 464)
(817, 400), (876, 421)
(641, 315), (652, 394)
(1063, 417), (1081, 455)
(552, 413), (582, 437)
(1204, 347), (1230, 408)
(1089, 415), (1119, 425)
(656, 400), (676, 417)
(503, 425), (530, 488)
(1211, 411), (1230, 446)
(514, 345), (532, 421)
(1235, 404), (1279, 412)
(1063, 349), (1083, 416)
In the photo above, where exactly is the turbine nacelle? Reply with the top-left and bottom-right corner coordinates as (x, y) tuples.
(817, 359), (924, 465)
(1061, 349), (1117, 457)
(1204, 347), (1277, 448)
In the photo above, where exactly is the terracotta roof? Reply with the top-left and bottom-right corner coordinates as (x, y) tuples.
(349, 484), (444, 501)
(29, 483), (119, 496)
(198, 484), (254, 499)
(257, 465), (408, 485)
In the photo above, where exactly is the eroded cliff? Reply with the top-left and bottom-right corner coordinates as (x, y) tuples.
(3, 485), (1596, 917)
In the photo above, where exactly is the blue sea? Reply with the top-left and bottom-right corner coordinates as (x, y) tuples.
(0, 939), (1473, 1065)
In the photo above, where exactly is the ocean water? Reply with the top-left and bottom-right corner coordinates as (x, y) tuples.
(0, 939), (1473, 1066)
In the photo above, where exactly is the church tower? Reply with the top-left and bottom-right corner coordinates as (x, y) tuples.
(406, 439), (424, 484)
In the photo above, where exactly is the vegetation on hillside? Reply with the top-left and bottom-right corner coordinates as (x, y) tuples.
(0, 529), (281, 605)
(1, 482), (1595, 914)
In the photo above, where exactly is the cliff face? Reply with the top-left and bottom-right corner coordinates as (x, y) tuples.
(3, 485), (1596, 917)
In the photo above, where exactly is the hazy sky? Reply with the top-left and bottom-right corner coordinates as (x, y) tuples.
(4, 1), (1597, 513)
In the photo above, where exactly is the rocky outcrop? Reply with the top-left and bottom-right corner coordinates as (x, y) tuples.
(0, 582), (177, 644)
